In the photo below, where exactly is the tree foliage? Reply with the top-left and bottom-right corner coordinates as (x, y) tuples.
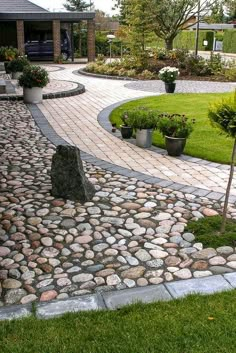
(113, 0), (216, 50)
(63, 0), (92, 11)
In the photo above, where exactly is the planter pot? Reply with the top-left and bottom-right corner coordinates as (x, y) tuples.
(165, 82), (176, 93)
(136, 129), (153, 148)
(12, 72), (22, 80)
(165, 136), (186, 156)
(23, 87), (43, 104)
(120, 125), (133, 139)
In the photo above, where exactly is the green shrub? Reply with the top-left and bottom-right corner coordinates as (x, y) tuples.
(19, 65), (49, 88)
(185, 54), (213, 76)
(7, 56), (30, 73)
(222, 67), (236, 82)
(223, 30), (236, 53)
(208, 94), (236, 137)
(0, 46), (19, 61)
(127, 107), (159, 130)
(138, 70), (155, 80)
(158, 114), (195, 138)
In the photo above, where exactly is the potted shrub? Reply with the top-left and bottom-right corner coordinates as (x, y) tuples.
(120, 113), (133, 139)
(0, 47), (19, 73)
(158, 114), (195, 156)
(19, 65), (49, 104)
(8, 56), (30, 79)
(128, 108), (159, 148)
(158, 66), (179, 93)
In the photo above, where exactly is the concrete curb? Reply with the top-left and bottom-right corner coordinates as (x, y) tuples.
(0, 80), (85, 101)
(1, 273), (236, 320)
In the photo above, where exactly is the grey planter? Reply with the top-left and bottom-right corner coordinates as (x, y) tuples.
(12, 72), (22, 80)
(23, 87), (43, 104)
(136, 129), (153, 148)
(165, 136), (186, 156)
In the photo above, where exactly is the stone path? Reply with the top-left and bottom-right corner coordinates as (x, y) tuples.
(1, 100), (236, 307)
(37, 64), (236, 196)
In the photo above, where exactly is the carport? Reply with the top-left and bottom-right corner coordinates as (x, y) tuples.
(0, 0), (96, 62)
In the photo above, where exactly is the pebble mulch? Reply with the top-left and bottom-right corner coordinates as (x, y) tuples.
(1, 101), (236, 307)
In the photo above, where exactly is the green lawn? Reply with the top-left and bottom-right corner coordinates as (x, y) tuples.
(1, 291), (236, 353)
(110, 93), (234, 164)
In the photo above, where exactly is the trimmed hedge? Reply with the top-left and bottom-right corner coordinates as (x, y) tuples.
(223, 30), (236, 53)
(173, 30), (214, 51)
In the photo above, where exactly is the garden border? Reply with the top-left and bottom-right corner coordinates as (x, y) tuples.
(0, 80), (85, 101)
(76, 68), (137, 81)
(1, 273), (236, 320)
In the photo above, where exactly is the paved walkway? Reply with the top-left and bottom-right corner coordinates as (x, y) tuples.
(37, 64), (236, 196)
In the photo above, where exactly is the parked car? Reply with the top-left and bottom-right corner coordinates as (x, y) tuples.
(25, 29), (71, 61)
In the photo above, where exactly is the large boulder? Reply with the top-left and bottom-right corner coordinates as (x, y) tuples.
(51, 145), (95, 202)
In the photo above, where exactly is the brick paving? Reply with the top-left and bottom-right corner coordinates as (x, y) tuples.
(38, 64), (236, 196)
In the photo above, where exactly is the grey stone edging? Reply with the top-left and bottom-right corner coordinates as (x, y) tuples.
(28, 103), (236, 205)
(75, 68), (137, 81)
(1, 273), (236, 320)
(0, 81), (85, 101)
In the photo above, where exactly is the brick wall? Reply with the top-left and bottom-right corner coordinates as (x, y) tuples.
(53, 20), (61, 61)
(87, 20), (95, 62)
(16, 20), (25, 55)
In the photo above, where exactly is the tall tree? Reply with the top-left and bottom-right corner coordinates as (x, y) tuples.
(151, 0), (216, 50)
(114, 0), (216, 50)
(64, 0), (93, 55)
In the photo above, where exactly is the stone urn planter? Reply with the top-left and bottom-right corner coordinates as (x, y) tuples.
(120, 125), (133, 139)
(23, 87), (43, 104)
(136, 129), (153, 148)
(19, 65), (49, 104)
(165, 82), (176, 94)
(165, 136), (186, 156)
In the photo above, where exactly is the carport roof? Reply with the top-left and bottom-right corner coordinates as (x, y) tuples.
(0, 0), (95, 21)
(0, 0), (49, 13)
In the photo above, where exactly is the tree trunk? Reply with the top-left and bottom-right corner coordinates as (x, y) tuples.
(220, 138), (236, 234)
(165, 39), (173, 50)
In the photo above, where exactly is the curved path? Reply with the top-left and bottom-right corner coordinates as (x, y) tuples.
(37, 64), (236, 197)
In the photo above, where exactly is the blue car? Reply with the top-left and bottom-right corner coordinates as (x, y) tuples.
(25, 29), (71, 61)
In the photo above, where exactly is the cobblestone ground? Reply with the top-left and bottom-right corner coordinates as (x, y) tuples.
(1, 101), (236, 306)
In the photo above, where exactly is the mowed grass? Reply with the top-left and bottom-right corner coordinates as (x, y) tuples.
(110, 93), (235, 164)
(1, 291), (236, 353)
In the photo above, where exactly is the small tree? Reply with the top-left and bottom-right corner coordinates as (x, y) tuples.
(208, 92), (236, 233)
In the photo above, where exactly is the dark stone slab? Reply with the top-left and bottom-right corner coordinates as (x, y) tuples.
(51, 145), (95, 202)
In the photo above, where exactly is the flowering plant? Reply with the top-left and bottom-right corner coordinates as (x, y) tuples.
(18, 65), (49, 88)
(158, 114), (195, 138)
(158, 66), (179, 83)
(8, 56), (29, 73)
